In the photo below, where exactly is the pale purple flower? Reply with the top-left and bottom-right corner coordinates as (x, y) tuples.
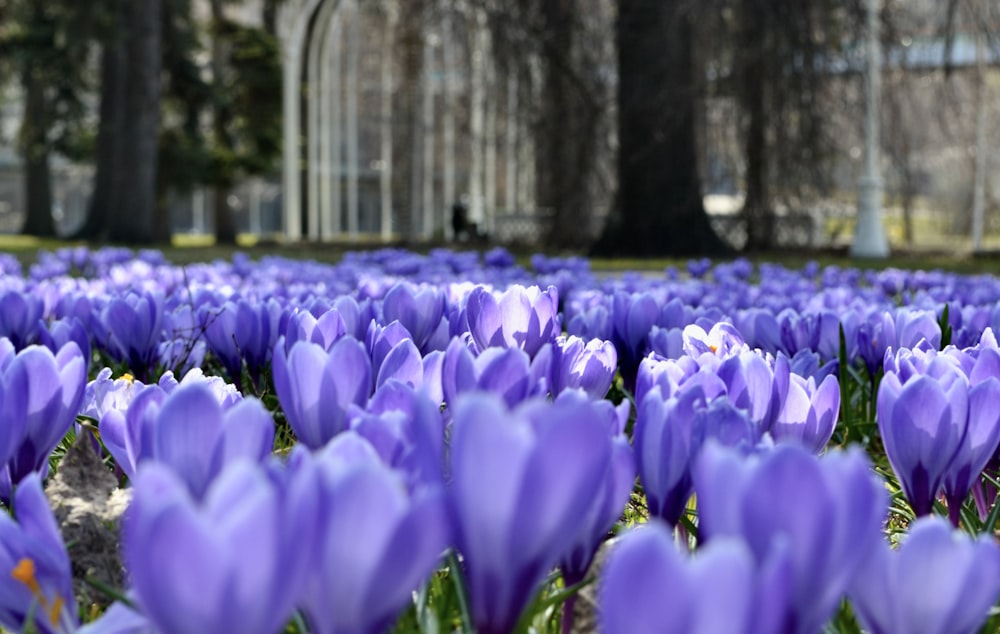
(600, 520), (793, 634)
(694, 442), (887, 633)
(0, 474), (76, 634)
(123, 460), (310, 634)
(448, 392), (613, 634)
(465, 284), (559, 359)
(849, 517), (1000, 634)
(768, 373), (840, 453)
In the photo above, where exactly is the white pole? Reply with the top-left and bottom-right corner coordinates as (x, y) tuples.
(972, 30), (987, 253)
(249, 179), (261, 236)
(468, 7), (486, 229)
(306, 1), (337, 241)
(278, 0), (327, 242)
(380, 0), (396, 242)
(850, 0), (889, 258)
(193, 189), (206, 234)
(422, 30), (437, 240)
(345, 0), (360, 238)
(319, 6), (342, 241)
(324, 11), (344, 239)
(484, 36), (497, 236)
(281, 42), (302, 241)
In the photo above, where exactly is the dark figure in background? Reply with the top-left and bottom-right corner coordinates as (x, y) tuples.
(452, 200), (474, 241)
(451, 200), (469, 240)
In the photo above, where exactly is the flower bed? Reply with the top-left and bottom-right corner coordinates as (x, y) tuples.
(1, 246), (999, 634)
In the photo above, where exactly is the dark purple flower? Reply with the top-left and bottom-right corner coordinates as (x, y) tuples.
(608, 291), (659, 391)
(0, 291), (43, 350)
(98, 291), (165, 381)
(202, 298), (281, 390)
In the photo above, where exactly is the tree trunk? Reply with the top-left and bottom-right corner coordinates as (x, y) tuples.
(19, 66), (55, 237)
(211, 0), (238, 245)
(739, 0), (774, 251)
(593, 0), (728, 257)
(538, 0), (597, 249)
(109, 0), (162, 244)
(72, 0), (126, 241)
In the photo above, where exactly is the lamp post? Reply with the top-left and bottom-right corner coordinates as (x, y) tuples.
(851, 0), (889, 258)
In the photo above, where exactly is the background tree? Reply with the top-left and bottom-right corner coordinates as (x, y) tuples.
(593, 0), (729, 256)
(726, 0), (850, 251)
(203, 1), (282, 244)
(0, 0), (95, 238)
(72, 0), (162, 243)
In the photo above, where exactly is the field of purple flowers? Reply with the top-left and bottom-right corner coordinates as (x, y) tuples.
(1, 245), (1000, 634)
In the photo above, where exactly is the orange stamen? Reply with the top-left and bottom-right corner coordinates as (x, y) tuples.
(11, 558), (40, 594)
(11, 557), (64, 627)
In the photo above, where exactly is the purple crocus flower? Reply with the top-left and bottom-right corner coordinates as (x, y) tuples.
(294, 435), (450, 634)
(682, 322), (746, 358)
(768, 373), (839, 453)
(0, 291), (43, 350)
(635, 385), (757, 525)
(271, 338), (372, 449)
(283, 307), (346, 352)
(349, 381), (446, 491)
(79, 368), (145, 421)
(1, 343), (87, 503)
(99, 382), (273, 498)
(0, 474), (77, 634)
(448, 392), (612, 634)
(607, 291), (659, 392)
(599, 520), (793, 634)
(549, 336), (618, 400)
(465, 284), (559, 359)
(123, 460), (311, 634)
(857, 309), (896, 378)
(202, 298), (281, 390)
(849, 517), (1000, 634)
(555, 392), (633, 585)
(441, 338), (548, 409)
(97, 290), (165, 381)
(381, 281), (446, 353)
(694, 442), (887, 634)
(895, 307), (942, 351)
(877, 360), (998, 518)
(37, 317), (91, 370)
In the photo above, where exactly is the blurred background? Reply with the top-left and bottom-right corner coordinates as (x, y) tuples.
(0, 0), (996, 255)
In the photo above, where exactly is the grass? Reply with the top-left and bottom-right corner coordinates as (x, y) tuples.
(7, 227), (1000, 278)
